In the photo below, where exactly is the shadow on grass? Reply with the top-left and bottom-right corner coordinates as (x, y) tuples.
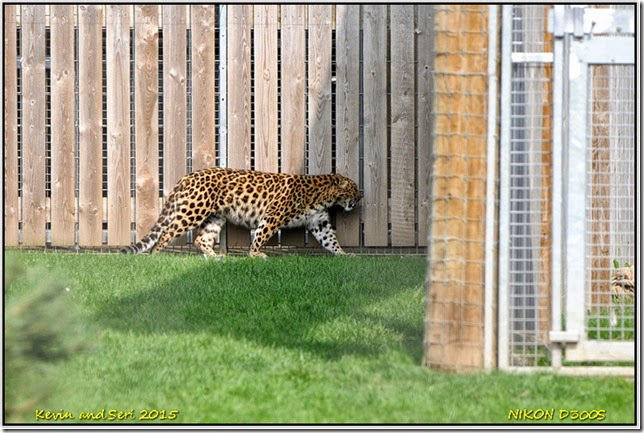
(93, 256), (425, 363)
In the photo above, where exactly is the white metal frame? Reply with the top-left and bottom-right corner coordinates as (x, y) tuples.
(500, 5), (635, 373)
(561, 30), (634, 364)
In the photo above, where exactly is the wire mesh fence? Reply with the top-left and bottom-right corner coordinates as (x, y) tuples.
(506, 4), (553, 368)
(585, 64), (635, 340)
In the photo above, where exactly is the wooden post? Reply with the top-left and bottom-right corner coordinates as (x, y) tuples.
(424, 5), (490, 371)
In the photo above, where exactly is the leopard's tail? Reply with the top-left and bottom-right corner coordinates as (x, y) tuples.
(120, 229), (163, 254)
(121, 182), (185, 254)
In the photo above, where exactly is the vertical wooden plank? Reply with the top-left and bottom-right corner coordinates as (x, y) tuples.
(191, 5), (216, 171)
(335, 5), (361, 247)
(227, 5), (253, 248)
(4, 5), (19, 246)
(307, 5), (332, 175)
(416, 5), (433, 247)
(134, 5), (159, 240)
(162, 5), (187, 193)
(106, 5), (132, 246)
(254, 5), (278, 173)
(227, 5), (252, 170)
(50, 5), (76, 246)
(162, 5), (187, 247)
(280, 5), (306, 174)
(390, 5), (415, 246)
(20, 5), (47, 246)
(279, 5), (307, 247)
(78, 5), (104, 246)
(362, 5), (388, 246)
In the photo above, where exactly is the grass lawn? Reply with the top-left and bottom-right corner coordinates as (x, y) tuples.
(4, 250), (636, 425)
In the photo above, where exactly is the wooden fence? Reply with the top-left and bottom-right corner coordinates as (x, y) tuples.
(4, 4), (436, 251)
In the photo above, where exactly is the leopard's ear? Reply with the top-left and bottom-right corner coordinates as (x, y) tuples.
(333, 173), (349, 188)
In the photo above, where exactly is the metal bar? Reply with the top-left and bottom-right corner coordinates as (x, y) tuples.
(497, 5), (514, 371)
(511, 52), (553, 63)
(218, 5), (227, 168)
(484, 4), (498, 371)
(564, 36), (589, 347)
(549, 17), (566, 369)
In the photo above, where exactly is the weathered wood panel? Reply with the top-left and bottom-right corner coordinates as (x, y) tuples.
(226, 5), (253, 247)
(280, 5), (306, 174)
(191, 5), (217, 171)
(416, 5), (433, 248)
(334, 5), (361, 247)
(254, 5), (279, 173)
(227, 5), (252, 171)
(162, 5), (187, 193)
(21, 5), (47, 246)
(49, 5), (76, 246)
(362, 5), (388, 246)
(162, 5), (188, 246)
(4, 5), (19, 246)
(134, 5), (160, 240)
(390, 5), (416, 246)
(106, 5), (132, 246)
(78, 5), (104, 246)
(307, 5), (332, 175)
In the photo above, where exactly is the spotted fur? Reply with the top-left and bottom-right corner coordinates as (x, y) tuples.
(122, 168), (361, 258)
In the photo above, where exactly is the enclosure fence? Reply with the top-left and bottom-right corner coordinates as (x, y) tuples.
(3, 4), (432, 253)
(3, 4), (636, 375)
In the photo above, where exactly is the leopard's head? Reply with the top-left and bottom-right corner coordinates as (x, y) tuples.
(332, 173), (361, 212)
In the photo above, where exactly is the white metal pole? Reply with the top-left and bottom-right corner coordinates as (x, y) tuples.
(484, 4), (498, 371)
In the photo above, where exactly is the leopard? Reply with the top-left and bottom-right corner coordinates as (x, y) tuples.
(121, 167), (361, 258)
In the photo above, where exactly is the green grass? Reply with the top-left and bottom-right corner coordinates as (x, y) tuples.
(4, 250), (635, 425)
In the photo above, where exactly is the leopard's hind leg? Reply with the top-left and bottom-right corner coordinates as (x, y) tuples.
(194, 214), (226, 257)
